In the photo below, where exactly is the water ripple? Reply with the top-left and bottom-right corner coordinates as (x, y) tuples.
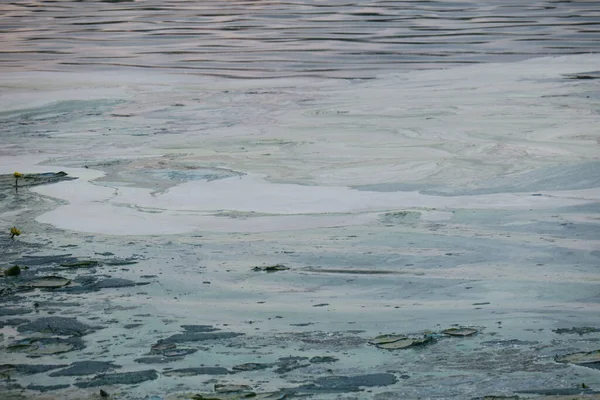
(1, 0), (599, 78)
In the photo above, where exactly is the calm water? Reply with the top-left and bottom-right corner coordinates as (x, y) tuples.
(1, 0), (599, 79)
(1, 3), (600, 398)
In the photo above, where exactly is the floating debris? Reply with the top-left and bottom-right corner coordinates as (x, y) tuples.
(27, 384), (71, 392)
(49, 361), (119, 377)
(215, 384), (253, 393)
(18, 317), (98, 336)
(8, 339), (73, 356)
(163, 348), (197, 357)
(482, 339), (539, 347)
(553, 327), (600, 336)
(151, 343), (176, 353)
(0, 364), (68, 375)
(59, 260), (99, 268)
(74, 370), (158, 388)
(443, 327), (478, 337)
(298, 373), (398, 393)
(157, 331), (243, 345)
(232, 362), (271, 371)
(150, 341), (212, 359)
(103, 258), (139, 266)
(369, 334), (406, 345)
(252, 264), (289, 272)
(16, 254), (79, 267)
(565, 71), (600, 80)
(376, 338), (424, 350)
(28, 276), (71, 289)
(93, 278), (140, 289)
(7, 337), (85, 357)
(188, 389), (287, 400)
(303, 267), (415, 275)
(516, 387), (597, 395)
(369, 334), (433, 349)
(274, 356), (310, 374)
(0, 308), (32, 317)
(135, 356), (184, 364)
(181, 324), (220, 333)
(555, 350), (600, 370)
(58, 278), (147, 293)
(162, 367), (231, 377)
(310, 356), (338, 364)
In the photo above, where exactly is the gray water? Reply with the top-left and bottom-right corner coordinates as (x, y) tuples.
(2, 2), (600, 399)
(1, 0), (600, 78)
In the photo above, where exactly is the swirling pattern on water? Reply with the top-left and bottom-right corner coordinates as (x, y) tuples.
(1, 0), (599, 78)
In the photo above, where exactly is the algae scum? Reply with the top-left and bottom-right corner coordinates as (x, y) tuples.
(1, 167), (599, 400)
(1, 54), (600, 399)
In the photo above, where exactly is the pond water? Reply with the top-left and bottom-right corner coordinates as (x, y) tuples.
(1, 1), (600, 399)
(1, 0), (599, 78)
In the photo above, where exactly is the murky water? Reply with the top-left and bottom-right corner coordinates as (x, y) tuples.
(1, 2), (600, 399)
(1, 0), (599, 78)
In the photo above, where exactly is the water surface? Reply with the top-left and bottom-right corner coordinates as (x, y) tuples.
(1, 0), (599, 78)
(1, 2), (600, 399)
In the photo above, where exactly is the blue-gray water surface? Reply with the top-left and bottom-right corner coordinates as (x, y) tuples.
(2, 2), (600, 399)
(1, 0), (599, 78)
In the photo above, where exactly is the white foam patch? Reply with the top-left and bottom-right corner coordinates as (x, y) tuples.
(31, 171), (595, 235)
(2, 54), (598, 235)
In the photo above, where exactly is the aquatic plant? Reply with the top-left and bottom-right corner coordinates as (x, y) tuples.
(4, 265), (21, 276)
(10, 226), (21, 239)
(13, 172), (23, 191)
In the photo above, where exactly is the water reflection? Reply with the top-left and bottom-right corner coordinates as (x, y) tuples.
(0, 0), (599, 78)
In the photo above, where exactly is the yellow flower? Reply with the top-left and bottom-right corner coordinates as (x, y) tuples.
(10, 227), (21, 238)
(13, 172), (23, 179)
